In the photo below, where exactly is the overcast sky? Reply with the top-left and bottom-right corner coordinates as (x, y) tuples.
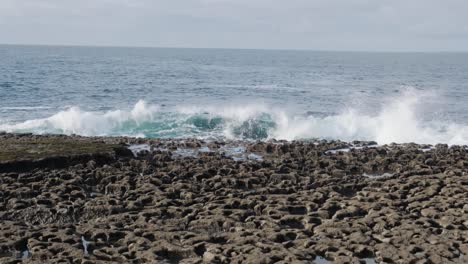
(1, 0), (468, 51)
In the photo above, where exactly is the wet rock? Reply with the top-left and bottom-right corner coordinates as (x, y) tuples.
(0, 134), (466, 263)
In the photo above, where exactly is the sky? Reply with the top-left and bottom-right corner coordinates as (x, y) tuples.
(1, 0), (468, 52)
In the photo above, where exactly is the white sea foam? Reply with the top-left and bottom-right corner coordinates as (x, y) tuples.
(176, 89), (468, 144)
(0, 100), (159, 136)
(267, 90), (468, 145)
(1, 90), (467, 145)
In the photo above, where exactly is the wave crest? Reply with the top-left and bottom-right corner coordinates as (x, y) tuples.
(1, 91), (467, 145)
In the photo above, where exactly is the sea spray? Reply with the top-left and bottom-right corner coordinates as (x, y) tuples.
(1, 90), (467, 145)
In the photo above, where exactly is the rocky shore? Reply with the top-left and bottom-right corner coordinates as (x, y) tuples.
(0, 133), (466, 263)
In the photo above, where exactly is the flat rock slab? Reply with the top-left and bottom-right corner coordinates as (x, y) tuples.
(0, 133), (127, 172)
(0, 134), (466, 263)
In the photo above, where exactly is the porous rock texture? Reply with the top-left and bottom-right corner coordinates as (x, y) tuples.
(0, 133), (466, 263)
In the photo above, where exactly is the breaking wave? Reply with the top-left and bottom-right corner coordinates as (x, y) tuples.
(1, 90), (467, 145)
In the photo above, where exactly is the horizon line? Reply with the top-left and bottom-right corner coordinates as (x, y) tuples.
(1, 42), (468, 54)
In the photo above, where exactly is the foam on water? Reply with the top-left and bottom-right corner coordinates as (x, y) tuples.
(269, 89), (468, 145)
(1, 90), (467, 145)
(0, 100), (159, 136)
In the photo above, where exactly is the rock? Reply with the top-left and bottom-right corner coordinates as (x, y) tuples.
(332, 206), (367, 219)
(0, 134), (466, 263)
(203, 251), (217, 263)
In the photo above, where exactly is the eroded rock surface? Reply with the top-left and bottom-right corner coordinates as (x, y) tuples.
(0, 134), (466, 263)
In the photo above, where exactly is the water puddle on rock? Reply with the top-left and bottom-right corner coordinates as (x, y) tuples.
(13, 250), (30, 260)
(173, 147), (216, 158)
(325, 144), (379, 154)
(173, 148), (197, 157)
(414, 252), (425, 258)
(172, 145), (263, 161)
(247, 153), (263, 161)
(128, 144), (263, 161)
(313, 256), (376, 264)
(419, 146), (435, 152)
(313, 256), (329, 264)
(198, 146), (211, 153)
(363, 172), (394, 179)
(128, 144), (151, 157)
(12, 239), (30, 260)
(81, 236), (90, 255)
(221, 146), (245, 155)
(220, 146), (263, 161)
(452, 248), (464, 262)
(21, 250), (30, 259)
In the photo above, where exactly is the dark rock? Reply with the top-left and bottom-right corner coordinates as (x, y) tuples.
(0, 134), (466, 263)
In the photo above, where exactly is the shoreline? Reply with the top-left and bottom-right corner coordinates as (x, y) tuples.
(0, 133), (466, 263)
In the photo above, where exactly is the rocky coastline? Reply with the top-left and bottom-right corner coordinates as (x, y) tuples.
(0, 133), (466, 263)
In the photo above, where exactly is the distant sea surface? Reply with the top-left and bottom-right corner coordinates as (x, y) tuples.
(1, 45), (468, 145)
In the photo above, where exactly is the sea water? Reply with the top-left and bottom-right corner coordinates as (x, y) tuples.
(1, 45), (468, 145)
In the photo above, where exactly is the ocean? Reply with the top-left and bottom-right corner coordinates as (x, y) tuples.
(1, 45), (467, 145)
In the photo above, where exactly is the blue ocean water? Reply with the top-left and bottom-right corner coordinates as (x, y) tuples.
(1, 45), (468, 144)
